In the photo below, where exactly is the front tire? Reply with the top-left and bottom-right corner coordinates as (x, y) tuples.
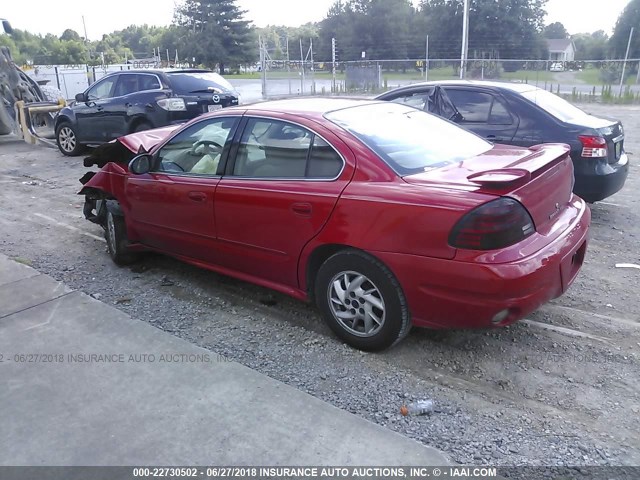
(105, 210), (138, 266)
(56, 122), (84, 156)
(315, 249), (411, 351)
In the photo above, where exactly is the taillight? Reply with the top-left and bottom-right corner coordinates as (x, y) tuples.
(579, 135), (607, 158)
(157, 98), (186, 111)
(449, 198), (535, 250)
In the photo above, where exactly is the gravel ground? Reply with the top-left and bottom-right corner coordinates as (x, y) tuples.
(0, 103), (638, 469)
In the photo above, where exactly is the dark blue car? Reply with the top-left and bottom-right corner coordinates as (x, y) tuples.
(55, 69), (239, 156)
(376, 81), (628, 203)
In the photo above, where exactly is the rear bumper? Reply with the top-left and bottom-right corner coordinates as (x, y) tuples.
(372, 199), (591, 329)
(573, 153), (629, 203)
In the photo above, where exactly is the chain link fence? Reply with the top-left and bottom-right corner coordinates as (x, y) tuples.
(21, 58), (640, 104)
(258, 58), (640, 102)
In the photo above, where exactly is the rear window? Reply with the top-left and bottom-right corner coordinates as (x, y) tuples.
(521, 88), (592, 123)
(167, 71), (235, 94)
(325, 103), (492, 176)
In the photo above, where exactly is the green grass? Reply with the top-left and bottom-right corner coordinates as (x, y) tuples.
(575, 67), (637, 86)
(501, 70), (556, 82)
(227, 67), (556, 83)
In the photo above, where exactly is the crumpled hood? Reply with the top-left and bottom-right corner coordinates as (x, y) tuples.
(117, 125), (181, 153)
(83, 125), (181, 168)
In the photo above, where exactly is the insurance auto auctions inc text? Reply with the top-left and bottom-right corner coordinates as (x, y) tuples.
(240, 467), (498, 478)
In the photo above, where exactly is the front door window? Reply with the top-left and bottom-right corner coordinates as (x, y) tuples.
(155, 117), (239, 176)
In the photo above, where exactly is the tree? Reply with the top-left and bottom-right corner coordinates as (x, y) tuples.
(60, 29), (81, 42)
(572, 30), (608, 60)
(174, 0), (256, 72)
(609, 0), (640, 59)
(417, 0), (548, 60)
(316, 0), (417, 61)
(544, 22), (568, 39)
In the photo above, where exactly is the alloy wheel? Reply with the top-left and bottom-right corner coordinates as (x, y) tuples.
(327, 270), (386, 337)
(58, 126), (76, 153)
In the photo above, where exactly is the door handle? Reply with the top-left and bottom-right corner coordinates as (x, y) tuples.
(291, 202), (312, 216)
(486, 135), (503, 142)
(96, 106), (104, 112)
(188, 191), (207, 202)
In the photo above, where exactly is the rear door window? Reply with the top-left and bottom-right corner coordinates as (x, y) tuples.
(447, 90), (492, 123)
(488, 97), (514, 125)
(232, 118), (343, 179)
(114, 75), (138, 97)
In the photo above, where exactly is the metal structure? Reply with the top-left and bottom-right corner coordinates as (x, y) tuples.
(0, 19), (65, 144)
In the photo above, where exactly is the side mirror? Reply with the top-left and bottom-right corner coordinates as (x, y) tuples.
(75, 92), (87, 103)
(129, 153), (153, 175)
(1, 20), (13, 35)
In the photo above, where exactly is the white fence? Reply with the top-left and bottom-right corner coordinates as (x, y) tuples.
(23, 63), (183, 100)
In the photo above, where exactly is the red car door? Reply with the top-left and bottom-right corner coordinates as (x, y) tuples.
(125, 116), (240, 261)
(215, 117), (353, 287)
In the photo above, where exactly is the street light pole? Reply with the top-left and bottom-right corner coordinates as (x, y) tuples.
(459, 0), (470, 79)
(619, 27), (634, 96)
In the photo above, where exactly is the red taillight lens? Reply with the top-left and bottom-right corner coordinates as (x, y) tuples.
(579, 135), (607, 158)
(449, 198), (535, 250)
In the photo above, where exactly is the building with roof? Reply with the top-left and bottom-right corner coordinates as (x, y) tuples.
(546, 39), (576, 62)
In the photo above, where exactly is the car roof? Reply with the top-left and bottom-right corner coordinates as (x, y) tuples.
(393, 80), (540, 94)
(103, 68), (214, 76)
(238, 97), (381, 117)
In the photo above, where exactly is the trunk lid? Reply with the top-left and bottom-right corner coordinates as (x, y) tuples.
(404, 143), (574, 232)
(593, 120), (624, 165)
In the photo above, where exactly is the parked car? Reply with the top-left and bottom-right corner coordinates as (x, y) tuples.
(79, 98), (590, 351)
(55, 69), (239, 156)
(376, 81), (628, 203)
(549, 62), (565, 72)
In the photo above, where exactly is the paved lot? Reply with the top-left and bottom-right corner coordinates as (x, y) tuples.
(0, 103), (638, 467)
(0, 254), (448, 466)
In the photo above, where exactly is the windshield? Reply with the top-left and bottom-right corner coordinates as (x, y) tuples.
(521, 88), (592, 123)
(325, 103), (492, 176)
(167, 71), (235, 94)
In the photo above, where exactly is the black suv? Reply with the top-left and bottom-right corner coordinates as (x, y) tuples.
(55, 69), (239, 156)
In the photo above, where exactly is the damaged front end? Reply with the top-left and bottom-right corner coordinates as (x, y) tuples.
(79, 140), (138, 226)
(78, 125), (178, 225)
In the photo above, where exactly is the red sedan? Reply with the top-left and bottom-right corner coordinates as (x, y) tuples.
(80, 98), (590, 351)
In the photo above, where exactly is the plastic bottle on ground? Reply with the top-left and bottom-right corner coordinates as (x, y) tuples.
(400, 400), (434, 416)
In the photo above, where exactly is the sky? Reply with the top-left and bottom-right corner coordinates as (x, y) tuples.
(1, 0), (632, 40)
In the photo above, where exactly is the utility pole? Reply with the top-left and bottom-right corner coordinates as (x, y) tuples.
(259, 35), (267, 98)
(309, 37), (315, 94)
(425, 36), (429, 81)
(459, 0), (470, 79)
(81, 16), (91, 66)
(619, 27), (634, 96)
(331, 38), (337, 93)
(299, 38), (305, 94)
(286, 35), (291, 95)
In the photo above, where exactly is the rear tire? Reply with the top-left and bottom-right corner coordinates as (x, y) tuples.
(56, 122), (84, 156)
(133, 121), (152, 133)
(315, 249), (411, 351)
(105, 210), (139, 266)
